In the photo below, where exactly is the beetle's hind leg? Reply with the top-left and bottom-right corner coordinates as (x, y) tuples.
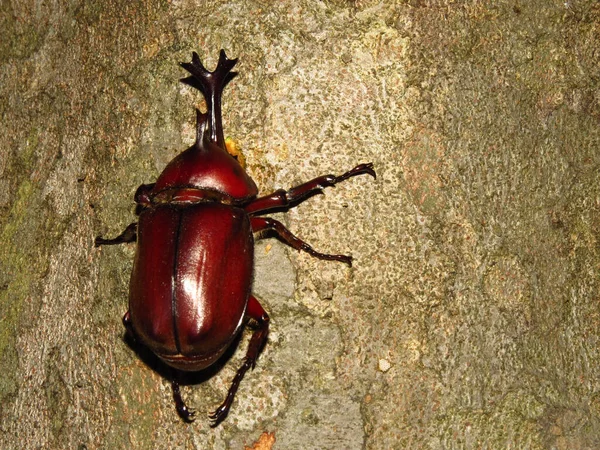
(124, 313), (197, 422)
(251, 217), (353, 266)
(94, 222), (137, 247)
(172, 377), (196, 423)
(245, 163), (376, 215)
(209, 295), (269, 427)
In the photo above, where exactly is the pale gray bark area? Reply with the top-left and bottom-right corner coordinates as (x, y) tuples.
(1, 1), (599, 449)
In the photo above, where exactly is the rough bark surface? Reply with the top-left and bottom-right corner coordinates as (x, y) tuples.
(1, 1), (599, 449)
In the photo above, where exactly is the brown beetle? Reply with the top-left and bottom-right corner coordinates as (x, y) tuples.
(95, 50), (375, 426)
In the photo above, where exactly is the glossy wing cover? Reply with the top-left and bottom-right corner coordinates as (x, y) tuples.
(129, 203), (254, 370)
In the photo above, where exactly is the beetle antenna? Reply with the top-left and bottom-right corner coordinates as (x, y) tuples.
(180, 50), (238, 150)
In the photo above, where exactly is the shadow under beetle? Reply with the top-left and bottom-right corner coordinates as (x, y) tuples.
(95, 50), (376, 426)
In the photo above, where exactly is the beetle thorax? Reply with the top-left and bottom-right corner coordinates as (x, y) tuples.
(149, 141), (258, 204)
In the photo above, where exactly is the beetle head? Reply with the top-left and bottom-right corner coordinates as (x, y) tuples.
(150, 51), (258, 204)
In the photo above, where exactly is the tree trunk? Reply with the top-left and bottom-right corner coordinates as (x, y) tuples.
(1, 1), (599, 448)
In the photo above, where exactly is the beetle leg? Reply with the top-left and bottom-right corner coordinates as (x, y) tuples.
(209, 295), (270, 427)
(172, 377), (196, 423)
(251, 217), (353, 266)
(133, 183), (155, 206)
(124, 313), (198, 422)
(245, 162), (376, 215)
(94, 222), (137, 247)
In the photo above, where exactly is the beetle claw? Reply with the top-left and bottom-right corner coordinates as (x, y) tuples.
(329, 253), (352, 266)
(181, 406), (197, 423)
(172, 379), (197, 423)
(94, 222), (137, 246)
(176, 402), (196, 423)
(361, 162), (377, 179)
(334, 162), (377, 183)
(208, 405), (228, 427)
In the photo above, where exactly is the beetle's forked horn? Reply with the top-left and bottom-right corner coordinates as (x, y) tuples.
(180, 50), (238, 150)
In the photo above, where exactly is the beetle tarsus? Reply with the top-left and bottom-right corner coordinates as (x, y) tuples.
(336, 162), (376, 181)
(209, 401), (231, 427)
(245, 162), (377, 215)
(250, 217), (353, 266)
(172, 379), (196, 423)
(94, 222), (137, 247)
(210, 296), (269, 427)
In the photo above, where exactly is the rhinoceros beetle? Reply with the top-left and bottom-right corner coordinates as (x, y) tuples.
(95, 50), (375, 426)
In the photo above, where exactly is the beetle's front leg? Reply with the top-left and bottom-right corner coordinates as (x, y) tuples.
(245, 163), (375, 215)
(94, 222), (137, 247)
(209, 295), (269, 427)
(251, 217), (353, 266)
